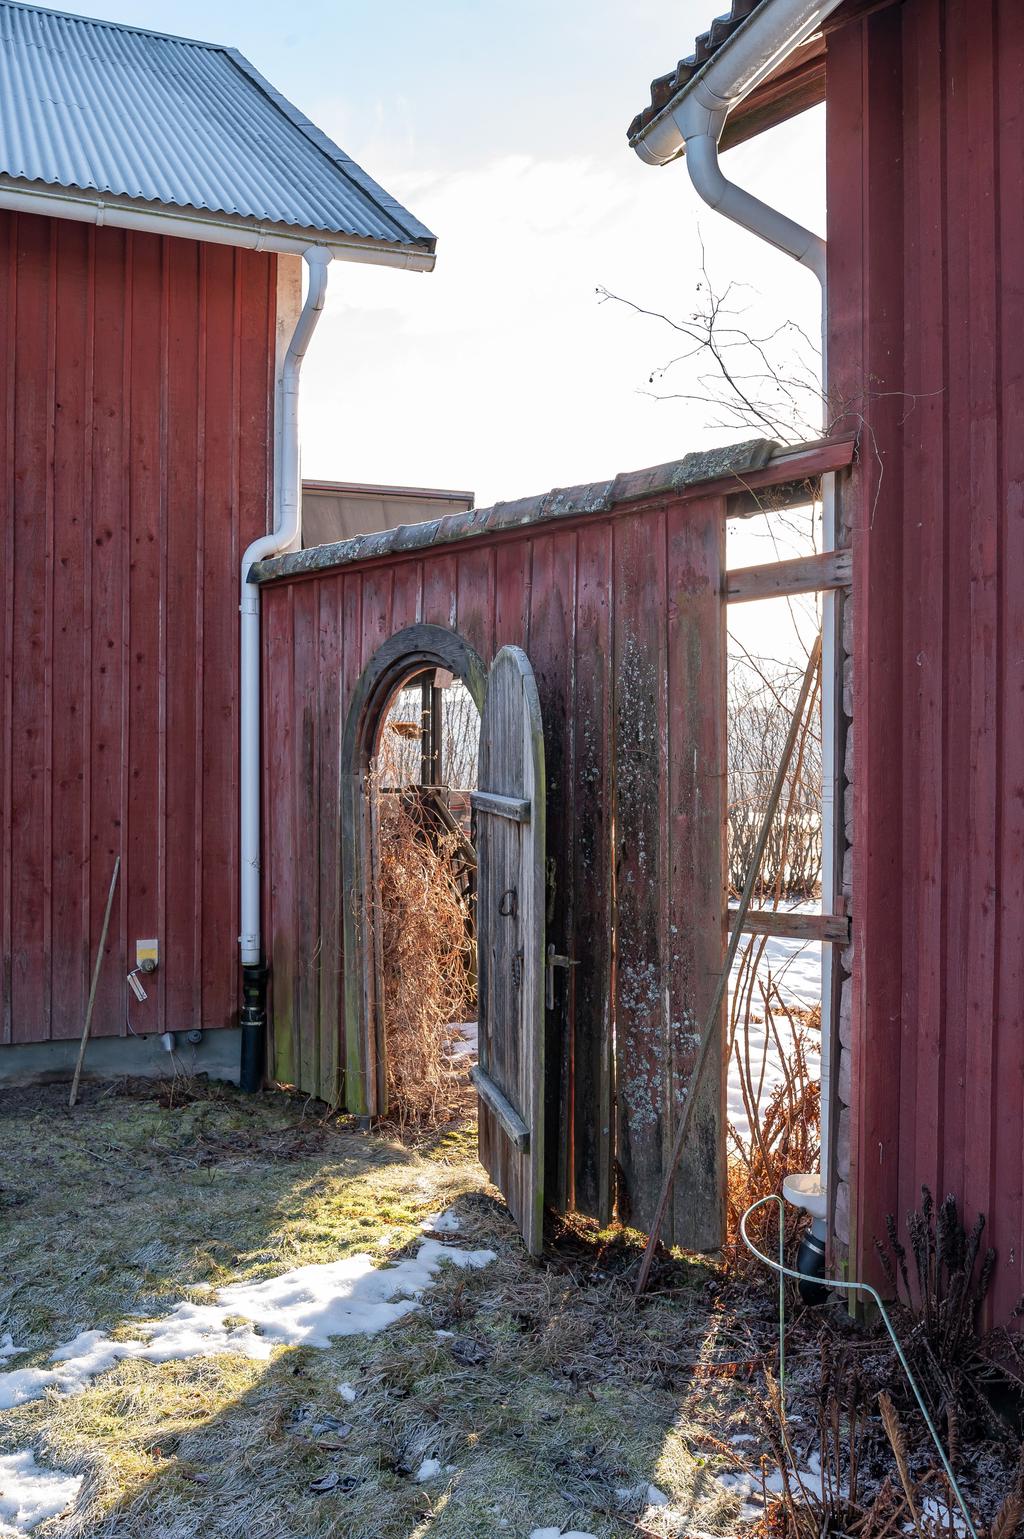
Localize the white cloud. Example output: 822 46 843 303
302 117 825 509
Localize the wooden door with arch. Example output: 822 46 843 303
470 645 546 1255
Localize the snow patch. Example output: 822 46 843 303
718 1452 842 1520
529 1531 598 1539
0 1451 82 1535
615 1482 669 1508
420 1209 462 1234
337 1382 357 1403
414 1458 441 1482
447 1021 478 1060
0 1241 496 1412
0 1336 21 1361
917 1496 968 1536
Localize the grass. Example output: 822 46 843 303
0 1078 763 1539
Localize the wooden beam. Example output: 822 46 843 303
471 791 530 823
730 904 851 945
727 548 852 603
470 1065 530 1150
725 435 858 519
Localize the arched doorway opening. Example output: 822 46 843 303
340 626 486 1119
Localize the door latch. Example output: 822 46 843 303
545 943 579 1009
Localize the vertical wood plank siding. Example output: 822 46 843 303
261 493 726 1242
828 0 1024 1320
0 210 275 1046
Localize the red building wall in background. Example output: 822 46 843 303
0 211 276 1047
827 0 1024 1320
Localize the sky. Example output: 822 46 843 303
58 0 826 518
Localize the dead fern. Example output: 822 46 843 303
875 1188 1018 1445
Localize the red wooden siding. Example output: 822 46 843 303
0 210 276 1046
261 490 726 1244
828 0 1024 1320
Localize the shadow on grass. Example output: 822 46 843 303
0 1080 753 1538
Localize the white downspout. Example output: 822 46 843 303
684 122 838 1217
681 126 826 286
240 246 332 976
633 8 842 1221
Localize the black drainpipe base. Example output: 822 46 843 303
240 960 269 1092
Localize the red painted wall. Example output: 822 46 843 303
0 211 276 1046
828 0 1024 1319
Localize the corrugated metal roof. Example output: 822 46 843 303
0 2 434 252
627 0 763 144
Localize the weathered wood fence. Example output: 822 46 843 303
254 436 851 1245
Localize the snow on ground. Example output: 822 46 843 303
0 1337 20 1361
919 1495 969 1536
614 1482 669 1507
728 901 823 1147
0 1450 82 1536
717 1450 840 1520
0 1240 495 1413
530 1531 598 1539
421 1208 462 1234
446 1020 478 1061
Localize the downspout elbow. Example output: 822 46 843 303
681 127 826 288
244 245 333 577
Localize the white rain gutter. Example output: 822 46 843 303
0 179 435 271
239 247 332 972
631 0 844 1224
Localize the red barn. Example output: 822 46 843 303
0 2 434 1082
629 0 1024 1319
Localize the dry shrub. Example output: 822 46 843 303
726 935 821 1265
374 785 475 1129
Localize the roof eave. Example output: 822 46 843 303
628 0 833 166
0 176 437 271
628 1 776 165
224 47 437 250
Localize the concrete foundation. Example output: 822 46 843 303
0 1029 242 1087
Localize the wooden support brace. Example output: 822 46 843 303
471 791 531 822
731 904 851 945
470 1065 530 1150
727 548 852 603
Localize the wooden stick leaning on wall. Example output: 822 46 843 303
68 855 121 1109
634 636 823 1298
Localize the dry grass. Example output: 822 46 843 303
373 787 476 1131
4 1080 1017 1538
0 1078 773 1539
